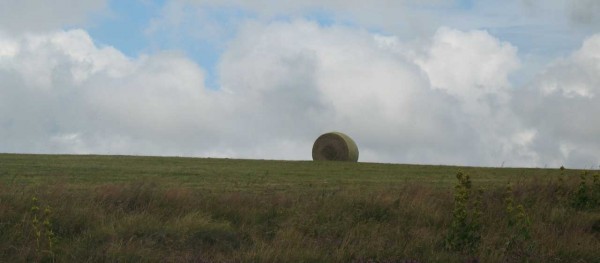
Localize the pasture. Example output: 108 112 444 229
0 154 598 262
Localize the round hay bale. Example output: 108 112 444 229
312 132 359 162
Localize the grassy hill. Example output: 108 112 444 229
1 154 599 262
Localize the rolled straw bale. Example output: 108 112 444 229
312 132 359 162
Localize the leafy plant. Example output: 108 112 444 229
571 171 600 210
502 184 534 260
593 172 600 208
29 196 56 262
446 171 482 254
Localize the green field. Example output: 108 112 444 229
1 154 599 262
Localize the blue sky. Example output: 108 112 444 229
88 0 221 88
87 0 162 57
84 0 597 89
0 0 599 167
87 0 334 88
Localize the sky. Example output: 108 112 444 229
0 0 599 168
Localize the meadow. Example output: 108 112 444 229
0 154 598 262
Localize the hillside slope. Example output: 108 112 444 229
0 154 598 262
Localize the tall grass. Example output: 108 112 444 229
0 173 598 262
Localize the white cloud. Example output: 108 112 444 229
567 0 600 26
1 21 546 166
0 29 218 155
411 27 532 166
0 0 107 34
3 9 600 167
514 34 600 167
415 27 520 108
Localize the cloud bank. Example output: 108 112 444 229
515 34 600 167
0 0 107 33
0 4 599 167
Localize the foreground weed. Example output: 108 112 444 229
502 184 534 261
593 172 600 208
572 172 589 209
446 171 482 254
571 171 600 210
554 166 570 204
29 196 56 262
